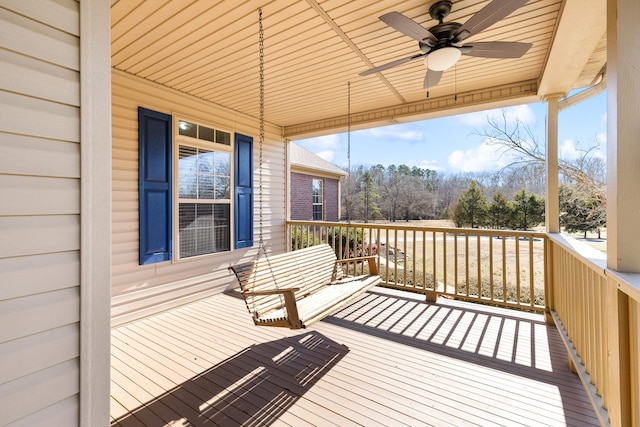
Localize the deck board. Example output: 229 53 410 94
111 287 600 426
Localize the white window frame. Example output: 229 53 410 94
173 116 234 260
312 178 323 221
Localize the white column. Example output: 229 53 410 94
607 0 640 273
606 1 639 426
80 0 112 425
544 94 562 233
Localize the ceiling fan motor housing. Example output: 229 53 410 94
429 1 453 21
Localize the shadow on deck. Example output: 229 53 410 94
112 332 347 426
111 287 598 426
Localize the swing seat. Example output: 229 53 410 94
229 244 382 329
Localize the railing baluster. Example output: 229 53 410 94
489 233 494 301
432 231 436 292
385 228 390 284
422 229 426 291
393 228 398 285
529 236 534 307
464 233 469 298
477 234 481 299
502 234 507 304
443 231 448 294
515 235 521 304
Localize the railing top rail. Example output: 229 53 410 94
607 270 640 303
287 220 547 239
547 233 607 276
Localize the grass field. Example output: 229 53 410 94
372 220 605 306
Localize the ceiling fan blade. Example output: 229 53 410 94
461 41 532 58
360 53 426 76
380 12 437 44
452 0 528 43
423 70 443 89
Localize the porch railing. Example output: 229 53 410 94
287 221 547 312
549 234 639 427
287 221 639 425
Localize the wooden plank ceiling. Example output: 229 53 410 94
111 0 606 139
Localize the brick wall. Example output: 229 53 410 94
290 172 340 221
324 178 339 221
290 172 312 220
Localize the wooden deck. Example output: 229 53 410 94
110 287 600 426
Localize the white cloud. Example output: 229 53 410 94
595 132 607 160
296 134 340 151
457 104 536 128
559 139 581 161
560 137 607 163
364 126 423 142
295 135 341 164
447 140 515 172
419 159 445 171
405 158 446 171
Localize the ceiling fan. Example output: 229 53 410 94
360 0 532 89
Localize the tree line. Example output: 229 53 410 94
340 111 606 236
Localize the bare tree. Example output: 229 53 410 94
479 110 605 197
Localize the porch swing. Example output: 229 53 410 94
228 10 382 330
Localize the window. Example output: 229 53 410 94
176 120 232 258
177 145 230 257
138 111 252 265
312 179 323 221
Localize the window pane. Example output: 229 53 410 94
197 149 215 199
197 149 214 173
313 204 323 221
199 174 215 199
195 204 213 254
178 146 198 198
214 177 230 199
216 130 231 145
213 204 230 251
312 179 323 204
199 126 214 142
179 202 230 258
178 120 197 138
214 152 231 176
179 203 196 257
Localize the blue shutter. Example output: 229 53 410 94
138 107 172 264
234 133 254 248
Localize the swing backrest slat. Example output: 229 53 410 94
230 244 344 316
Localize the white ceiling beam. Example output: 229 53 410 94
284 79 539 139
537 0 606 97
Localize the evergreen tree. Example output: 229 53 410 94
559 184 606 238
452 181 488 228
511 189 545 230
488 192 512 229
359 171 381 222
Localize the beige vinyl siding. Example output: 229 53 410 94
0 1 81 425
111 70 287 325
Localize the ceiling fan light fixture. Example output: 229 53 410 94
424 46 461 71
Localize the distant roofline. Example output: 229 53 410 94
290 142 348 177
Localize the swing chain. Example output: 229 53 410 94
258 8 265 250
347 81 351 223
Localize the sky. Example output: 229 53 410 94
294 91 607 175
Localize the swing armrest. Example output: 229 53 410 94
242 287 301 297
336 255 379 275
242 288 302 328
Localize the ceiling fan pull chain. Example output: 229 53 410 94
454 63 458 102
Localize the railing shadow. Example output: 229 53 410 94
321 289 599 425
112 331 348 426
